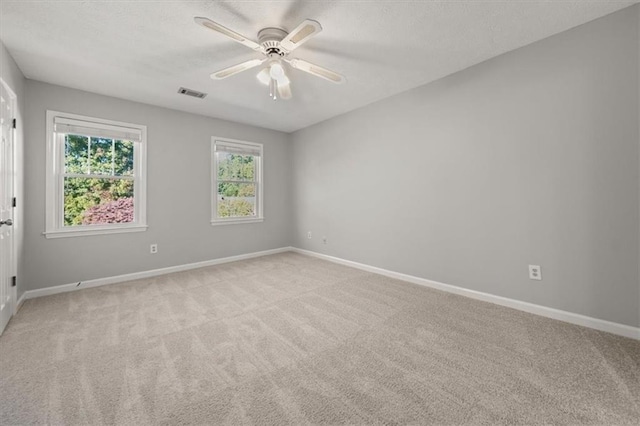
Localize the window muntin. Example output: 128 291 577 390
46 111 147 238
212 138 263 224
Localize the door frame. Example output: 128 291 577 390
0 77 18 319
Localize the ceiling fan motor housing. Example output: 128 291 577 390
258 27 289 56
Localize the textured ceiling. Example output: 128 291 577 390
1 0 637 132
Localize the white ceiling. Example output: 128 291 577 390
1 0 637 133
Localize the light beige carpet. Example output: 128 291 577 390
0 252 638 425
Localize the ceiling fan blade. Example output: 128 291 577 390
277 82 292 100
194 17 263 52
211 58 266 80
286 58 345 84
280 19 322 52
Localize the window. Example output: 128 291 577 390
45 111 147 238
211 137 263 225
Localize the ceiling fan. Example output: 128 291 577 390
194 16 346 100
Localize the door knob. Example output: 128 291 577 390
0 219 12 227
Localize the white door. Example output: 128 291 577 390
0 79 15 335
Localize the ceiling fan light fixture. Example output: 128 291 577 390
269 62 285 80
258 64 290 100
257 68 271 85
277 74 290 86
277 81 292 100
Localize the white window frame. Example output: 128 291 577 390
45 110 147 238
211 137 263 226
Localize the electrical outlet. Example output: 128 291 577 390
529 265 542 281
150 244 158 254
307 231 312 239
322 236 327 244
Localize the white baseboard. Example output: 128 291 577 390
22 247 292 300
18 245 639 340
291 247 640 341
15 292 26 313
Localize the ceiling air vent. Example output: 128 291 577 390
178 87 207 99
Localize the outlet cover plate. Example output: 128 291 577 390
529 265 542 280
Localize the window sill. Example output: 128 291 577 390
210 217 264 226
44 225 148 239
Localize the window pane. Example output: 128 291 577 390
64 177 134 226
89 137 114 175
217 182 256 217
217 153 255 181
65 134 88 174
114 140 135 176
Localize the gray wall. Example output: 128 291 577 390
24 81 292 291
0 42 25 300
291 7 640 327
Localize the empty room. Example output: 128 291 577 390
0 0 639 424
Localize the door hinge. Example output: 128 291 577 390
11 276 16 287
12 197 16 208
12 118 16 129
